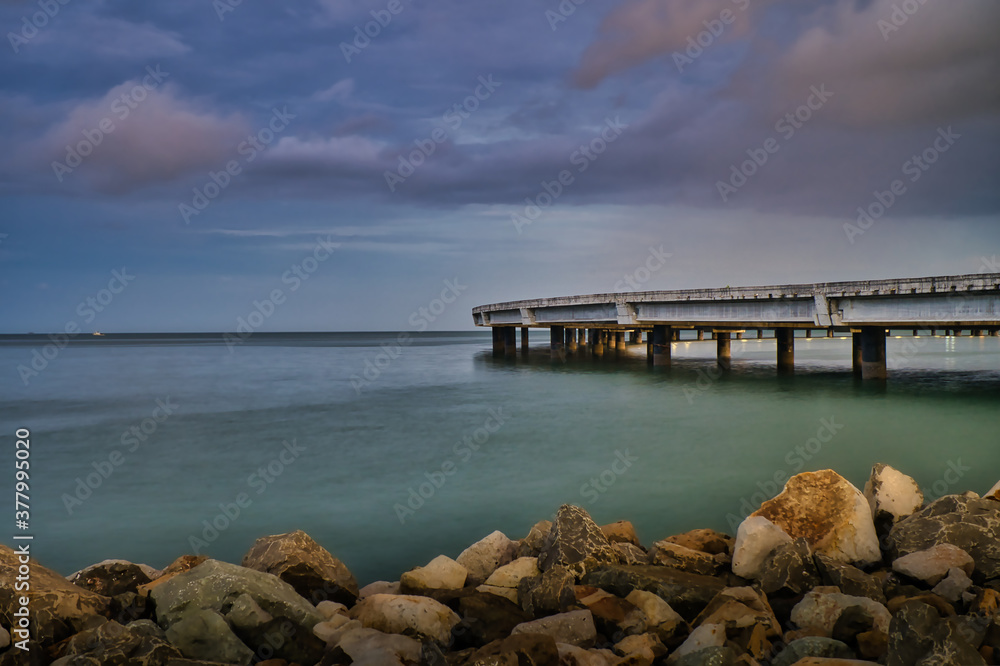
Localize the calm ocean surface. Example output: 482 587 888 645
1 331 998 583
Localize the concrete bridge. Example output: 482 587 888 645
472 273 1000 379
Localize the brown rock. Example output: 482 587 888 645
516 520 553 558
581 564 726 621
693 587 781 638
470 632 560 665
539 505 620 574
614 542 649 565
242 530 358 605
137 555 207 597
602 521 642 547
648 541 723 576
661 529 734 556
518 565 578 616
814 554 886 604
856 628 889 660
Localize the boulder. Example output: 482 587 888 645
771 637 855 666
758 538 821 596
751 470 880 566
613 542 649 565
137 555 207 598
614 632 667 660
484 557 539 590
559 642 618 665
601 521 642 547
399 555 468 594
582 564 726 621
348 593 461 644
790 587 892 636
891 543 976 585
517 565 577 616
335 626 422 665
539 505 620 573
456 530 516 584
60 619 182 666
0 545 111 647
626 589 686 636
814 554 886 604
931 567 974 603
358 580 399 599
511 609 597 647
649 541 723 576
457 591 532 647
672 646 739 666
224 593 272 632
575 587 644 637
863 464 923 534
163 609 254 664
693 587 781 638
661 529 734 556
887 493 1000 579
886 599 986 666
831 605 875 646
470 632 560 665
68 560 157 597
241 530 358 605
667 623 726 662
731 516 793 579
517 520 553 558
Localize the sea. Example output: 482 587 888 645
0 330 998 584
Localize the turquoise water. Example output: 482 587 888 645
1 331 998 583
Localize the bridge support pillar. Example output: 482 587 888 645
697 330 704 341
991 329 998 337
757 329 763 339
717 332 732 371
629 330 639 344
608 331 617 350
504 327 517 358
805 329 812 339
492 327 504 356
852 331 862 377
593 330 604 357
736 331 743 340
776 328 794 375
827 329 834 338
672 329 680 342
615 331 625 352
566 328 577 353
860 326 887 380
652 325 671 367
520 327 529 354
578 329 586 347
550 326 564 359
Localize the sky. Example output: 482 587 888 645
0 0 998 332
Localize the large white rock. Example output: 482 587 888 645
511 609 597 647
456 530 516 583
863 463 924 526
732 516 793 579
790 586 892 635
892 543 975 585
349 594 461 644
751 470 881 566
399 555 468 593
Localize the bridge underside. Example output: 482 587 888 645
474 273 1000 380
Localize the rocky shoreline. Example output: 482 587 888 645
1 465 999 666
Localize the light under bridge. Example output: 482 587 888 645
472 273 1000 380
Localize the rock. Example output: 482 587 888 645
517 520 553 558
484 556 540 589
831 606 875 646
887 599 986 666
399 555 468 594
758 538 821 595
164 609 255 664
313 615 358 646
856 628 889 661
0 545 111 647
986 479 1000 501
931 567 974 602
512 609 597 647
693 587 781 638
891 543 976 585
137 555 207 597
814 554 886 604
601 521 642 547
614 543 649 565
517 565 577 616
731 516 793 579
863 464 923 534
887 493 1000 579
615 632 667 660
68 560 157 597
668 623 726 662
0 627 8 649
359 580 400 599
649 541 723 576
241 530 358 606
672 646 739 666
558 642 616 665
61 619 183 665
457 591 532 647
791 587 892 635
582 564 726 621
662 529 734 556
456 530 516 584
576 587 643 637
349 593 461 644
771 637 855 666
225 593 273 631
539 505 620 573
476 584 518 604
316 599 348 620
751 470 881 566
336 626 422 665
471 632 560 665
626 589 686 635
786 659 880 665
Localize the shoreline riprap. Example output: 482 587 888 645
1 465 999 665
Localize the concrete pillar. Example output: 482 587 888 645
615 331 625 351
521 327 529 354
646 338 653 365
592 329 604 357
504 327 517 358
710 331 716 341
629 330 639 344
492 327 504 356
757 329 763 340
697 330 705 341
672 329 680 342
805 329 812 339
912 329 919 337
736 331 743 340
852 331 862 377
776 328 794 375
566 328 577 352
652 325 671 367
827 329 834 338
990 329 998 337
550 326 565 359
578 329 586 346
717 332 731 371
860 326 887 380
